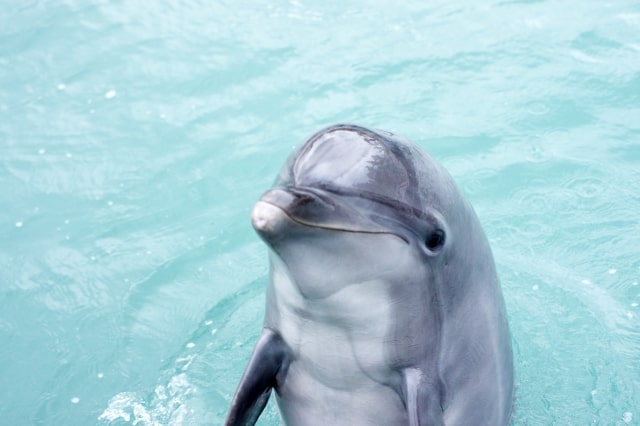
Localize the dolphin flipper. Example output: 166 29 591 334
225 328 291 426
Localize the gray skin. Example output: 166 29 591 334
225 124 514 426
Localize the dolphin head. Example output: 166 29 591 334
251 124 472 302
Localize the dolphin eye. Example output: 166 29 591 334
425 230 445 251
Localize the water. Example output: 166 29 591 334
1 0 639 424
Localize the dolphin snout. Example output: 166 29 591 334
251 201 290 236
257 187 336 223
252 187 407 243
250 188 332 242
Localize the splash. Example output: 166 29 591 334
99 373 194 426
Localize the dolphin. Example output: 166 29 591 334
225 124 514 426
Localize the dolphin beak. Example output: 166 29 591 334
251 200 291 236
251 187 407 243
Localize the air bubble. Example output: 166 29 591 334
105 90 116 99
15 221 23 228
70 397 80 404
608 269 617 274
532 285 539 291
186 342 195 349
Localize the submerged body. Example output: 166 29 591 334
226 124 514 425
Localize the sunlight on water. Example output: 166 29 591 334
0 1 639 425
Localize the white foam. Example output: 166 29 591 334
57 83 66 90
105 90 117 99
581 279 592 285
204 320 213 326
608 268 617 274
98 392 136 422
38 148 46 155
186 342 195 349
532 285 539 291
99 375 193 425
70 397 80 404
97 372 104 379
15 221 23 228
622 411 633 423
632 303 638 308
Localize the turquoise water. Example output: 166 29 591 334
1 0 639 424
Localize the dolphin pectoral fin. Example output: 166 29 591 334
402 368 444 426
225 328 291 426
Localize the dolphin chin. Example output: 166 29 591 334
226 124 514 426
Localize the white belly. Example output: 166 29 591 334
276 365 407 426
270 268 407 425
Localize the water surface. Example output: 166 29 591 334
1 1 639 424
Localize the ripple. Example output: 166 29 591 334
563 176 606 200
515 190 550 213
526 101 550 116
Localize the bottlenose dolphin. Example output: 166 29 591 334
225 124 514 426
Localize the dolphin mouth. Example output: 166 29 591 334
252 187 408 243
